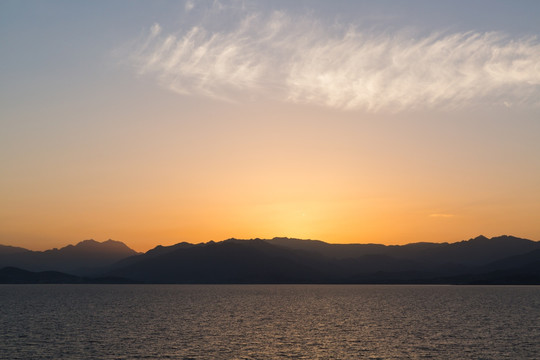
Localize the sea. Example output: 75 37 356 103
1 285 539 359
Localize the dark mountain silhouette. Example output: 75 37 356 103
110 242 196 270
0 267 82 283
434 253 540 285
2 235 539 284
485 249 540 270
267 235 540 266
0 239 139 275
0 244 30 255
0 267 138 284
103 235 540 284
409 235 540 265
107 239 334 283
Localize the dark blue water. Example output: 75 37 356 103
1 285 539 359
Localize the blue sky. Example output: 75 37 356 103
2 1 540 112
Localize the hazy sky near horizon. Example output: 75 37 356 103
1 0 540 251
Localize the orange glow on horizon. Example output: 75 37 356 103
1 77 539 253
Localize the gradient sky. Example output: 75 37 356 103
1 0 540 252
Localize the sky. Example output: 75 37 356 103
1 0 540 252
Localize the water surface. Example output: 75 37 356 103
1 285 539 359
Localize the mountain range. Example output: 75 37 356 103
1 235 540 284
0 239 139 275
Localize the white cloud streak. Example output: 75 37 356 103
129 9 540 111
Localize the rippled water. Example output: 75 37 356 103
1 285 539 359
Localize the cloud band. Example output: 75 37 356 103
129 10 540 112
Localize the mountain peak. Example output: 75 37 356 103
0 239 139 275
103 239 121 244
467 235 532 244
75 239 99 246
72 239 136 251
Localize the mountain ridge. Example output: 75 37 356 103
103 235 540 284
2 235 540 284
0 266 138 284
0 239 140 275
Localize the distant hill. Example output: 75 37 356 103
0 239 139 275
266 235 540 265
0 267 82 283
0 267 138 284
104 235 540 284
0 244 30 255
110 242 197 270
107 239 333 283
409 235 540 265
2 235 540 284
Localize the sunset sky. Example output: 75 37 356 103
1 0 540 252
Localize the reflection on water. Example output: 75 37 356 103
1 285 539 359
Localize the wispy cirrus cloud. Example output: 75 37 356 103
128 7 540 112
